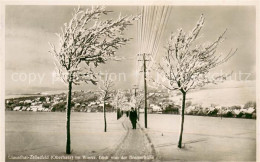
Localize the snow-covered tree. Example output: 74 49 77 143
99 78 114 132
131 90 155 120
154 15 236 148
112 90 128 119
49 6 137 154
132 92 143 120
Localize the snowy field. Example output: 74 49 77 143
171 86 256 107
139 114 256 161
5 112 126 161
169 80 256 107
6 112 256 161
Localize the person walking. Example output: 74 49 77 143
129 107 137 129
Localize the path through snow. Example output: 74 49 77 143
110 116 157 161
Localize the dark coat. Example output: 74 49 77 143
129 110 137 122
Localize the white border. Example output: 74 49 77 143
0 2 5 162
256 0 259 161
0 0 258 6
0 1 259 162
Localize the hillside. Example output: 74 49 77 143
170 80 256 107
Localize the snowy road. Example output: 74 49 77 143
110 116 157 161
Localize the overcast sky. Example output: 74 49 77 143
5 5 255 94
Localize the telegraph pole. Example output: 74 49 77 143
143 54 148 128
138 53 150 128
133 85 139 120
133 85 138 97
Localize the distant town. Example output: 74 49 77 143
5 89 256 119
5 89 169 113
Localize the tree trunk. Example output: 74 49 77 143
117 108 119 120
138 106 140 121
178 91 186 148
104 101 107 132
116 104 119 120
66 81 72 154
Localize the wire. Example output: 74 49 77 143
136 6 172 89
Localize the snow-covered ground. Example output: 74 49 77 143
5 112 256 161
171 86 255 107
138 114 256 161
5 112 127 161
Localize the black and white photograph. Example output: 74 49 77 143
0 1 259 161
